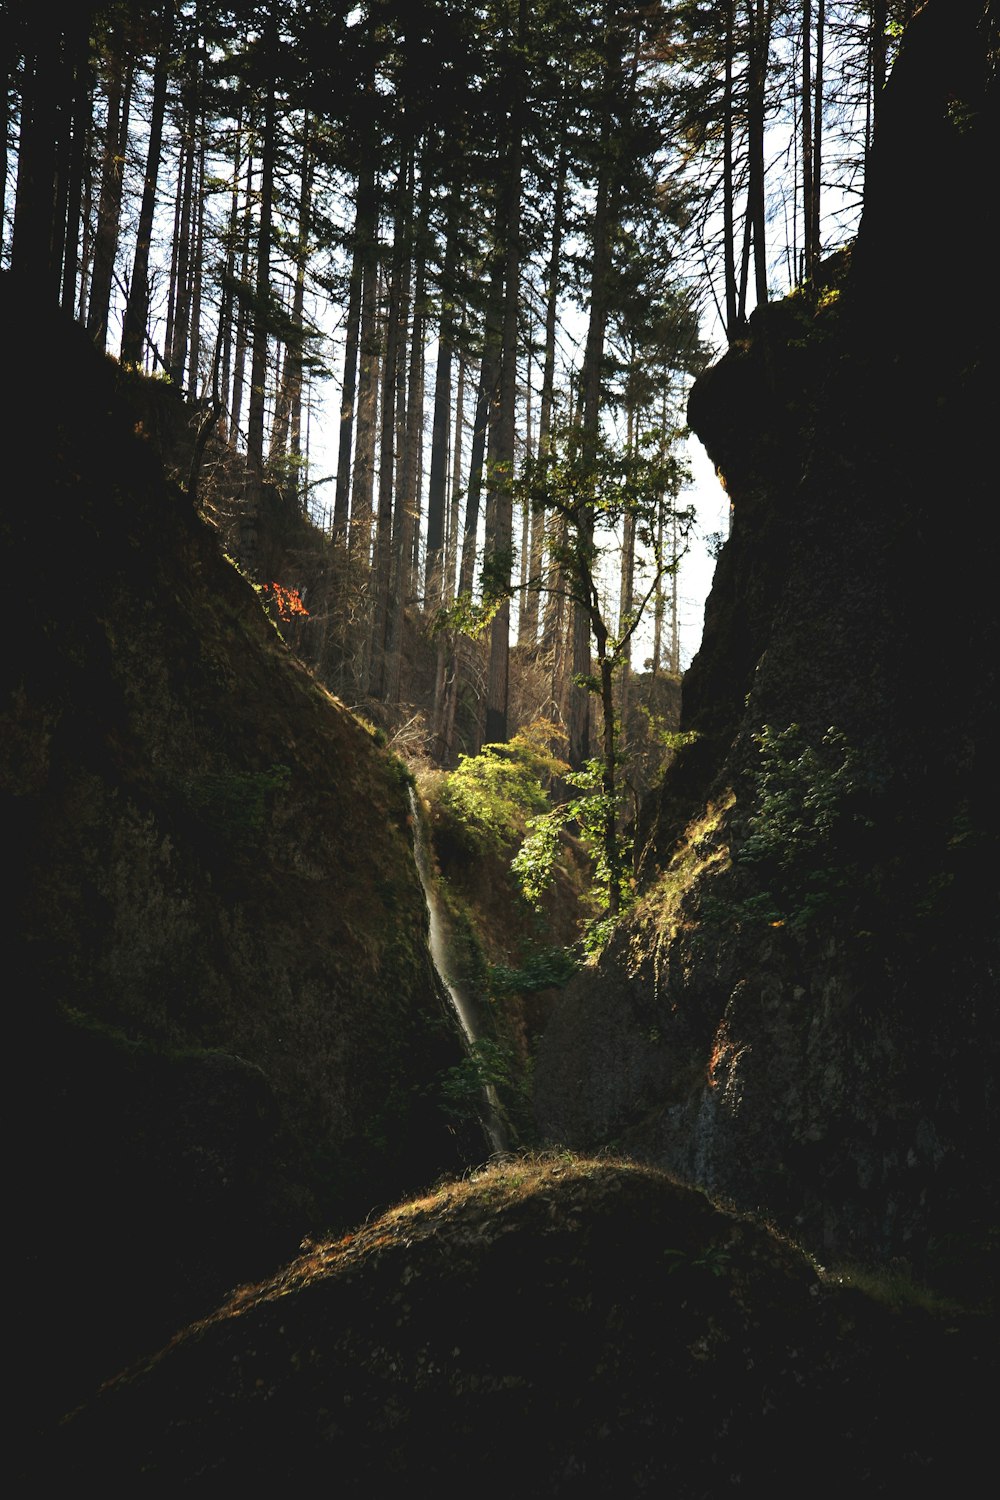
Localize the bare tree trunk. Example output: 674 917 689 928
802 0 814 278
569 150 614 769
369 144 412 699
10 20 62 297
87 26 131 350
433 341 467 763
459 281 502 599
424 191 459 610
187 116 206 394
483 0 526 746
349 156 380 570
810 0 825 262
271 118 313 486
534 138 567 658
241 10 277 578
229 132 254 442
122 2 174 366
168 89 195 383
445 344 466 604
60 16 93 316
386 163 429 707
723 0 740 333
334 160 370 542
746 0 771 317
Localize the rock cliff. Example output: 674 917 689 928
534 0 999 1294
2 277 471 1430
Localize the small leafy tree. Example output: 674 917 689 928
434 723 569 857
516 424 694 917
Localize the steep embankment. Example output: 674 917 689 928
2 277 471 1428
534 0 999 1294
46 1156 995 1492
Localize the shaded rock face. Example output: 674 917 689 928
535 0 999 1293
2 278 472 1426
44 1161 996 1493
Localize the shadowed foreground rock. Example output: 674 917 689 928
50 1160 994 1493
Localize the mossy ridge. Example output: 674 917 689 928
52 1155 995 1492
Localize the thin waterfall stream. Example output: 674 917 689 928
408 787 509 1156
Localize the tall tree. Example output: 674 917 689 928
122 2 175 367
240 5 279 577
482 0 527 747
87 18 133 350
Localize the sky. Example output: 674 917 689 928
677 434 728 669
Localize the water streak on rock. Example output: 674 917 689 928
408 787 508 1155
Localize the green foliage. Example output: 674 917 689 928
579 911 620 957
488 946 580 996
511 807 567 907
432 588 505 640
437 728 569 856
720 723 875 931
438 1038 516 1123
740 724 862 869
512 759 633 921
635 708 698 757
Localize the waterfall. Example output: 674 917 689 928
407 786 508 1156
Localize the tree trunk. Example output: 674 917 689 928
11 22 62 296
87 27 131 350
445 343 466 604
349 156 381 570
723 0 740 333
60 15 93 316
333 163 369 542
369 143 412 698
229 133 254 442
810 0 825 262
270 118 313 488
458 278 502 599
802 0 814 279
121 2 173 367
187 116 206 393
483 0 527 747
386 162 430 707
569 149 614 770
534 138 568 657
746 0 770 317
241 11 277 579
168 87 195 384
424 191 459 609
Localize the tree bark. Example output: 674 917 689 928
369 143 412 698
87 25 132 350
810 0 825 262
121 2 174 367
333 164 369 542
424 191 459 609
483 0 526 746
271 118 313 487
241 10 278 578
802 0 814 278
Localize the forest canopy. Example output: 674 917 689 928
2 0 910 762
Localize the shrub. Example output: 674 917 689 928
436 726 568 856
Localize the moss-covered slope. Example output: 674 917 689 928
2 275 471 1426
